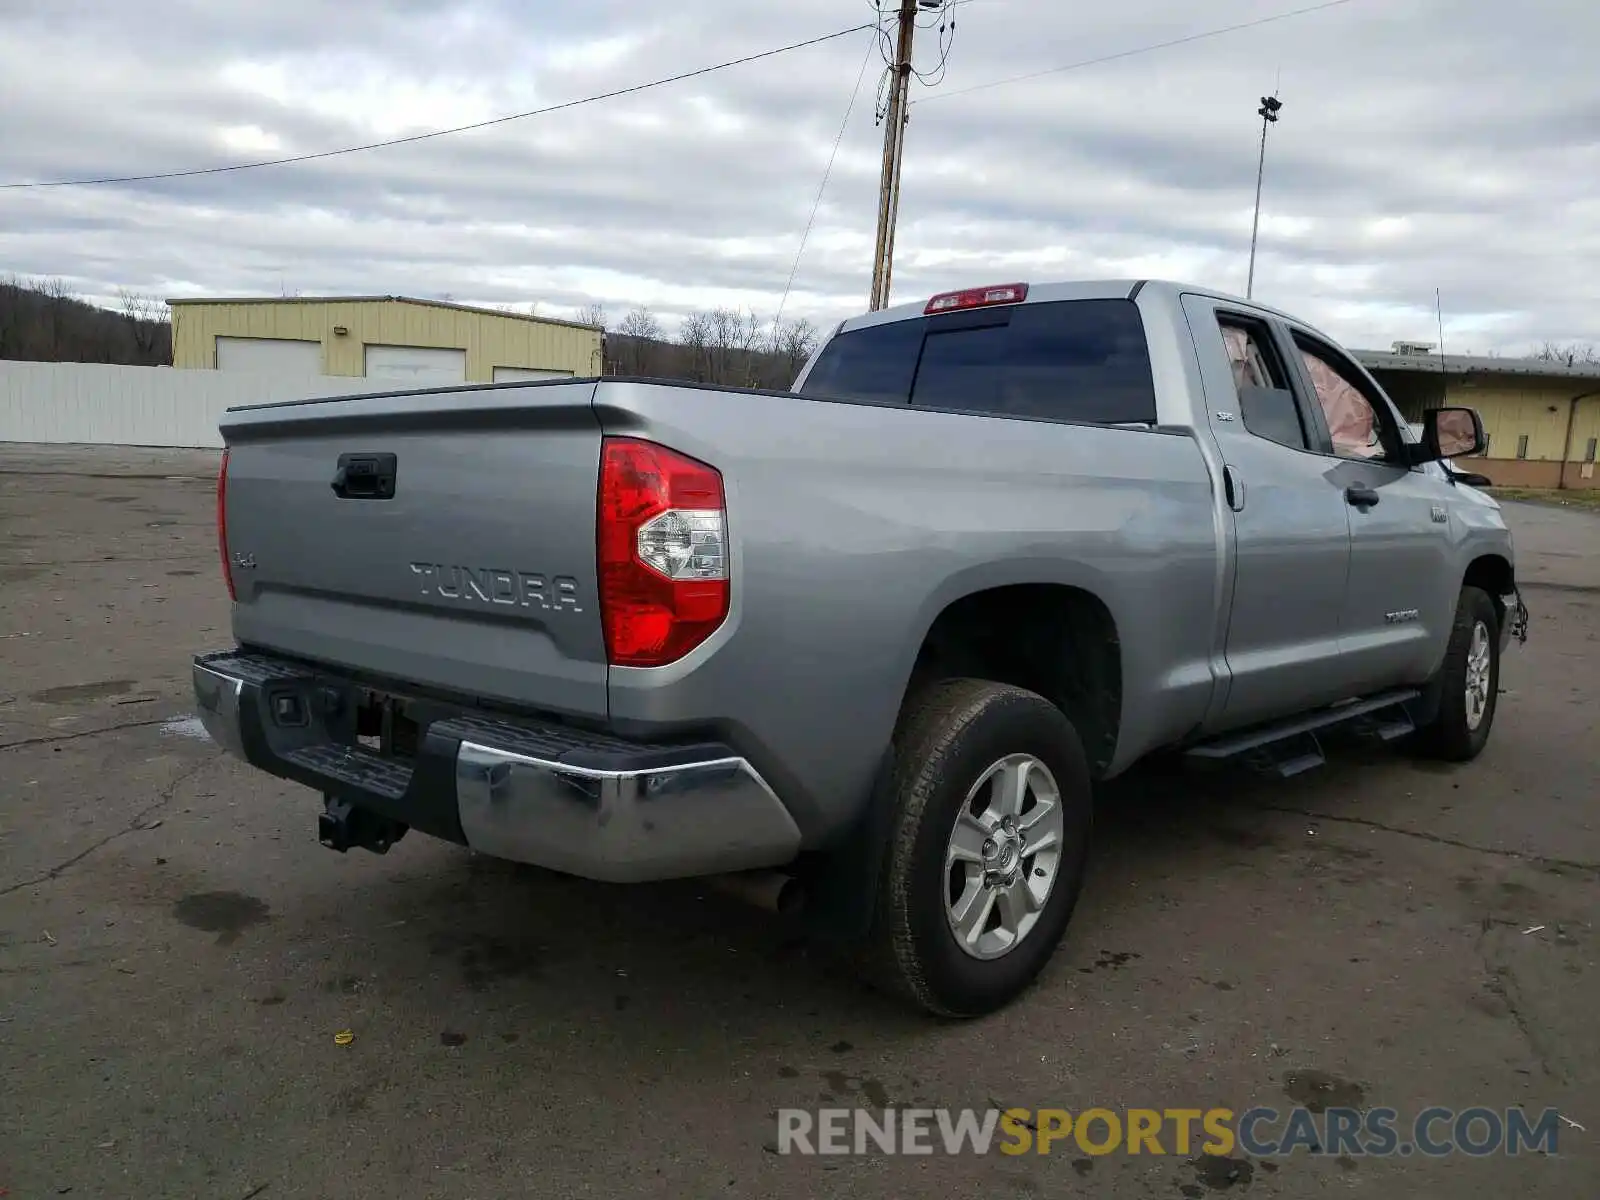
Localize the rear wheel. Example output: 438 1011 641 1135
862 679 1093 1017
1412 585 1500 762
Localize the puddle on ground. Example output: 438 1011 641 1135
1283 1069 1366 1113
172 891 270 945
1188 1155 1256 1191
31 679 134 704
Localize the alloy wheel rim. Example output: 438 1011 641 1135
1464 620 1492 731
943 753 1066 961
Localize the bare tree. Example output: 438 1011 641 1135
612 307 662 376
575 302 607 330
117 288 167 362
0 272 22 358
1533 341 1599 367
731 308 764 385
36 277 78 359
618 306 660 342
769 317 818 387
679 311 714 382
598 305 818 388
705 308 735 384
701 307 765 385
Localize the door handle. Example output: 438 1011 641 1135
331 452 398 500
1345 484 1380 509
1223 464 1246 512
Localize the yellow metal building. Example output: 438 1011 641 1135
1359 348 1600 489
168 295 602 386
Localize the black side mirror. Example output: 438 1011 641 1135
1411 406 1487 464
1451 470 1493 487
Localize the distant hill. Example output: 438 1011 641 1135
0 277 171 366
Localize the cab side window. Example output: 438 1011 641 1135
1218 316 1308 451
1295 339 1391 461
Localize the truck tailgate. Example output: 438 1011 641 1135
218 382 608 719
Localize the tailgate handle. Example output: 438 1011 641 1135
331 453 397 500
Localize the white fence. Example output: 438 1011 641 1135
0 361 377 449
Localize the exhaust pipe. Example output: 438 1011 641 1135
705 869 804 916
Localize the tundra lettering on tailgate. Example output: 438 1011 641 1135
409 563 583 612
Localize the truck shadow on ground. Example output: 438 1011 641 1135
246 730 1454 1044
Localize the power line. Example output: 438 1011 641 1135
913 0 958 87
912 0 1359 105
0 22 877 190
774 25 882 330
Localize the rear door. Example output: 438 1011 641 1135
1285 330 1458 692
220 381 610 719
1180 293 1355 729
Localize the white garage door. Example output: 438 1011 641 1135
364 344 467 385
216 337 323 375
492 366 574 383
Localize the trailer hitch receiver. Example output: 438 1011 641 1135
319 795 408 855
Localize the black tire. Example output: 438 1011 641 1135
861 678 1094 1017
1412 585 1500 762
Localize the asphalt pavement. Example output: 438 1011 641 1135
1 444 1596 1198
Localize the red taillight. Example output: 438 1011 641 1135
925 282 1029 315
217 447 236 601
598 437 729 667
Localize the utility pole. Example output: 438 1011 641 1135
1246 93 1282 300
868 0 922 312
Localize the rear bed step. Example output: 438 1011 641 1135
282 743 413 801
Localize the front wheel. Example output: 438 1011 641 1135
862 679 1094 1017
1411 585 1501 762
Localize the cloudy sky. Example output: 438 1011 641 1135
2 0 1595 353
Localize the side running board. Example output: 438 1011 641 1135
1184 689 1421 778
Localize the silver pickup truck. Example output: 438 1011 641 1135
194 279 1529 1016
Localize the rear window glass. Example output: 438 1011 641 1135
798 298 1157 424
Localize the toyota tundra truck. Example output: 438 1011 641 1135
193 279 1529 1016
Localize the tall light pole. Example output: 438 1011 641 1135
1246 93 1282 300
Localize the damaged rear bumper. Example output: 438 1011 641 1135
192 649 801 883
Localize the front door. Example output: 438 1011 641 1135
1286 331 1458 692
1180 294 1356 731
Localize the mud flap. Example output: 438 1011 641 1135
796 747 899 945
1402 671 1445 731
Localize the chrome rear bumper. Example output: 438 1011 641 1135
193 650 801 883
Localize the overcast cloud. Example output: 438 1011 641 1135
1 0 1596 353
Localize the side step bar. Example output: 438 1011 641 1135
1184 688 1420 778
